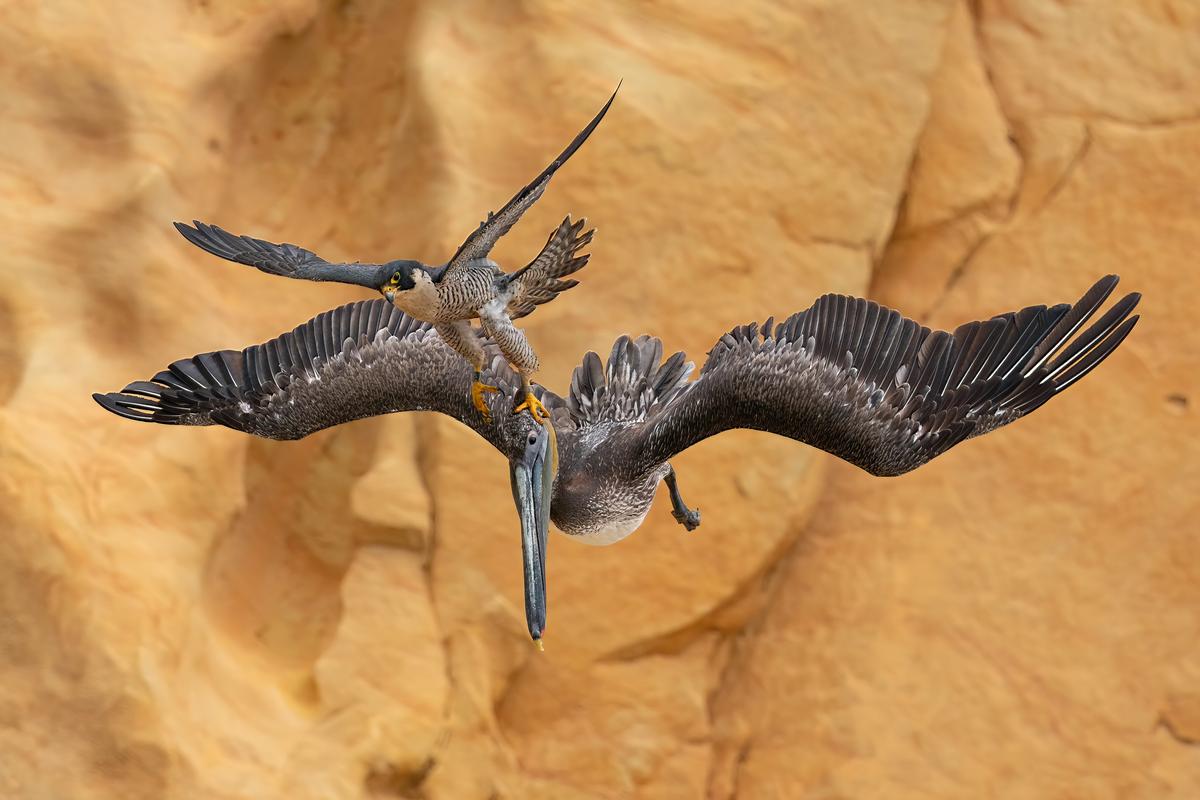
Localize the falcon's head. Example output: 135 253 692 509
380 260 430 303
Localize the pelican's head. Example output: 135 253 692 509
505 412 559 647
379 260 428 303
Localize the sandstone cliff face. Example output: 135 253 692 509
1 1 1197 798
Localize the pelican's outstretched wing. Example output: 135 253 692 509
174 221 388 290
92 300 518 450
630 276 1140 477
439 86 617 280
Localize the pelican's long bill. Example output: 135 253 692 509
509 421 557 645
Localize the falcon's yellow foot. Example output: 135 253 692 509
471 375 500 423
514 391 551 422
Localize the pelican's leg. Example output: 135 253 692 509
479 304 548 422
436 321 498 422
664 465 701 532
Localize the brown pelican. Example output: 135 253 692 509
173 86 618 424
93 275 1140 645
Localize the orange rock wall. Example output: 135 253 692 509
1 1 1197 798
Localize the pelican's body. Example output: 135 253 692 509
94 276 1141 643
172 88 618 420
552 430 667 544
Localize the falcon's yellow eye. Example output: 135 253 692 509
390 271 401 285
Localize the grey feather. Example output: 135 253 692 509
92 300 523 451
565 335 693 425
634 276 1140 477
174 221 388 289
442 86 617 278
94 276 1140 546
507 216 593 319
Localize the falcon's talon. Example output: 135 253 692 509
472 378 500 422
514 392 551 422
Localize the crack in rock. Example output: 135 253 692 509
1157 713 1200 748
701 509 835 798
596 553 779 663
876 0 1028 318
1033 125 1092 216
923 228 992 319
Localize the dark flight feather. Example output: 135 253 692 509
634 276 1140 477
95 277 1140 487
507 216 594 319
442 86 618 278
93 300 519 450
174 221 387 289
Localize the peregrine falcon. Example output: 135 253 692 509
173 86 618 423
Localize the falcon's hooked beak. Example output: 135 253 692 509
380 266 406 303
509 420 558 648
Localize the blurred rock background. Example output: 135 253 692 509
1 1 1197 797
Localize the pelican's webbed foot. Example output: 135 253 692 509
472 372 500 423
664 465 701 532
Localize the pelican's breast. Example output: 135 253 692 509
550 463 660 546
559 508 651 546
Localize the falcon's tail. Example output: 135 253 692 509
506 216 593 320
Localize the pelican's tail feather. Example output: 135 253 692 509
565 335 694 425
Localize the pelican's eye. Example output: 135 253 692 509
527 432 539 446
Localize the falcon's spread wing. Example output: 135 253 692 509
507 216 594 319
628 276 1140 477
440 86 616 279
93 300 524 450
174 221 387 289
